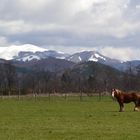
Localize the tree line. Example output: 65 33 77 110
0 61 140 96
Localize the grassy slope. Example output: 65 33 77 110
0 96 139 140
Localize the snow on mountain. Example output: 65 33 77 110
78 56 82 61
0 44 69 61
0 44 47 60
88 55 98 62
0 44 116 64
14 50 69 62
65 51 128 71
66 51 107 63
94 53 106 61
16 55 41 61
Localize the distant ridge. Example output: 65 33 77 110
0 44 140 73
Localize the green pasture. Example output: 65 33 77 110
0 96 139 140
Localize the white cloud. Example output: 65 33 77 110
0 44 47 60
0 0 139 59
100 46 140 61
45 45 97 54
0 36 9 46
0 20 32 35
136 5 140 9
0 0 139 37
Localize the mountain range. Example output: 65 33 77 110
0 44 140 73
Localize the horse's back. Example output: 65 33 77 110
123 92 138 103
131 92 140 98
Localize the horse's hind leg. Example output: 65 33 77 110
134 101 140 111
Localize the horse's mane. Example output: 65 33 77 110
115 89 134 95
115 89 122 94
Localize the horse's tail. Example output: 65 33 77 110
135 93 140 106
137 93 140 98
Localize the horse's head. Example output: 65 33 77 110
111 89 121 98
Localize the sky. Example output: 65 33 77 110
0 0 140 60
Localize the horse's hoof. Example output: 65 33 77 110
134 107 139 111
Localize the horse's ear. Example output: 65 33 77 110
111 89 114 92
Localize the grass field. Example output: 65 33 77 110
0 96 140 140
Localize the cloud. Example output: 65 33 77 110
100 46 140 61
0 44 47 60
0 36 9 46
0 0 139 60
45 45 97 54
0 0 139 36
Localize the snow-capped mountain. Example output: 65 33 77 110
13 49 121 67
0 44 47 60
0 44 69 61
66 51 125 70
0 45 123 65
66 51 121 65
66 51 107 63
14 50 69 61
1 44 140 73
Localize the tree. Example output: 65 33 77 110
88 75 98 93
61 71 71 99
2 62 17 96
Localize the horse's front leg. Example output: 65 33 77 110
119 102 124 112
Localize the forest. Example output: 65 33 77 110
0 60 140 96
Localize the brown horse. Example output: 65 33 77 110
111 89 140 112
